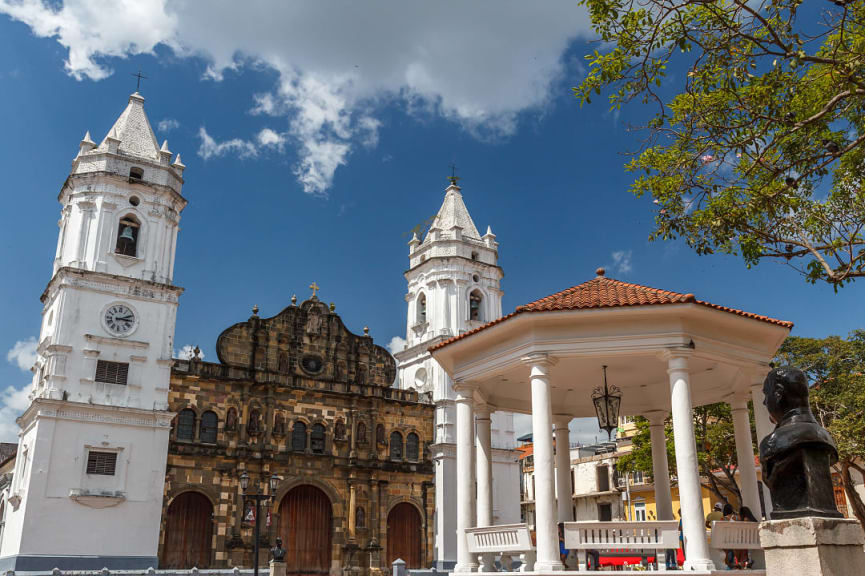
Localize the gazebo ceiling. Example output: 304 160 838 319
430 271 792 418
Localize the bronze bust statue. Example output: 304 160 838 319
270 537 286 562
759 367 842 519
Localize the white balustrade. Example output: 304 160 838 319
709 521 762 550
465 523 536 572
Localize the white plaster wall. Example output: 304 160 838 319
1 407 170 558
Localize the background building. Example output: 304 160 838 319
162 295 435 574
394 180 519 569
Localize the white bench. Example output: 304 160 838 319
465 523 535 572
563 521 679 570
709 520 761 550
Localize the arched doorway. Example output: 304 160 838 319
162 491 213 568
278 485 333 575
387 502 422 568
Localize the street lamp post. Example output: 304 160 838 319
240 472 281 576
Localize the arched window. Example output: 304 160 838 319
199 411 218 444
115 214 140 257
356 506 366 529
129 167 144 180
292 421 307 452
471 251 479 261
334 419 346 440
311 423 326 454
406 432 420 462
177 409 195 441
416 293 427 324
356 422 368 445
469 290 483 321
390 431 404 460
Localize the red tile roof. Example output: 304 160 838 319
430 271 792 352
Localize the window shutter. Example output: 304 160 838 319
86 451 118 475
95 361 129 385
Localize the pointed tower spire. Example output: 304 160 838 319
172 153 186 175
97 92 160 160
425 181 481 243
77 131 96 156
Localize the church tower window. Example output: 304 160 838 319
390 431 404 460
469 290 484 322
356 421 368 445
311 423 326 454
86 451 118 476
177 409 196 442
115 215 140 257
417 293 427 324
199 411 218 444
129 167 144 180
95 360 129 385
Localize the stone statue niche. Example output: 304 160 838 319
758 366 843 519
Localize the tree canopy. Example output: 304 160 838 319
616 403 753 507
576 0 865 286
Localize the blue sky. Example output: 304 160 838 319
0 2 861 443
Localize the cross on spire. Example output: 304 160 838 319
132 69 148 92
448 163 461 186
309 281 320 300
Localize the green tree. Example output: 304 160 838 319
575 0 865 286
775 331 865 528
617 403 754 507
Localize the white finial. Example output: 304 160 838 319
82 131 94 145
172 153 186 170
160 140 170 153
485 225 494 236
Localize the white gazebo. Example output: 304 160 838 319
429 269 792 573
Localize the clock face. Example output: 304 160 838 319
104 304 137 336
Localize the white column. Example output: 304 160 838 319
553 415 574 522
524 354 564 571
751 379 774 518
475 404 495 572
666 353 714 571
454 383 478 573
644 410 674 521
730 392 761 518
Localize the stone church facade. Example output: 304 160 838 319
159 296 435 574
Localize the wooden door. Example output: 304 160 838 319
278 485 333 575
387 503 422 568
162 491 213 568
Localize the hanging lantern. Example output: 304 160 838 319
592 365 622 440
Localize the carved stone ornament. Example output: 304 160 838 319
758 366 843 519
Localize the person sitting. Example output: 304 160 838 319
721 503 738 569
705 502 724 527
735 507 758 569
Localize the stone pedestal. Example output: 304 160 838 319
759 517 865 576
269 560 286 576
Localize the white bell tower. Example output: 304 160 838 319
0 92 186 571
395 178 520 569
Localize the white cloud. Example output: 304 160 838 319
256 127 286 151
158 117 180 132
0 384 30 442
6 338 37 372
198 126 257 160
387 336 407 355
176 344 204 360
610 250 633 275
0 1 592 196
